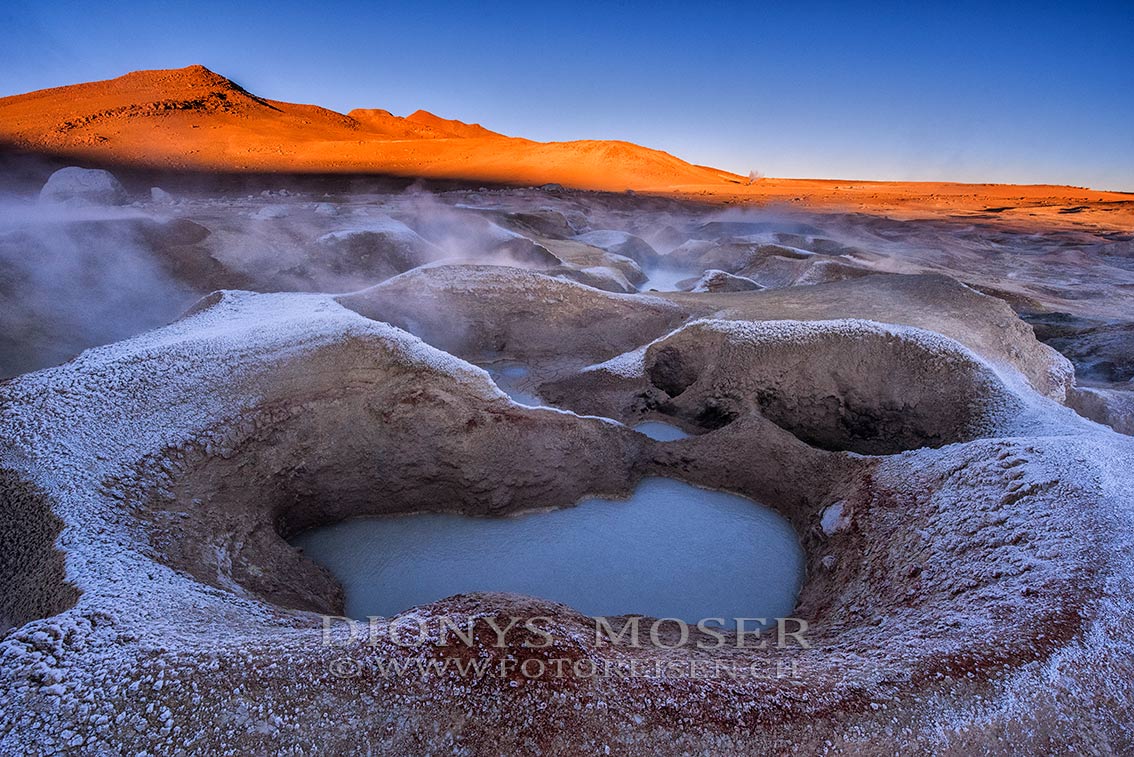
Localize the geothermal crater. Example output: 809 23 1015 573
291 477 805 624
1 166 1133 754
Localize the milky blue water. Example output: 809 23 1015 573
640 267 692 292
633 421 691 441
484 362 544 406
292 477 805 624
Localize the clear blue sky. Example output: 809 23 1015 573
2 1 1132 190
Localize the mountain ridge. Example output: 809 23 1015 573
0 65 742 190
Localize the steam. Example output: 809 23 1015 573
0 160 876 382
0 166 588 380
0 197 195 379
196 186 570 298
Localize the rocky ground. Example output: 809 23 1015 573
1 164 1133 754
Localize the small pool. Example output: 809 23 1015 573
292 477 804 625
640 267 693 292
632 421 691 441
482 362 545 406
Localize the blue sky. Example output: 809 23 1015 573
2 1 1132 189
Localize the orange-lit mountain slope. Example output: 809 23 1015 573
1 64 1130 227
0 65 742 191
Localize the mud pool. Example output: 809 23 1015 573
641 267 692 292
632 421 691 441
483 362 545 406
291 477 805 624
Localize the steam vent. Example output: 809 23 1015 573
1 38 1134 754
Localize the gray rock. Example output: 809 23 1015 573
150 187 175 205
253 205 289 220
684 269 763 293
39 167 128 206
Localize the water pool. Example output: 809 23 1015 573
482 362 545 406
632 421 691 441
292 477 805 625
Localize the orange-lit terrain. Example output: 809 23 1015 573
1 65 1130 228
0 65 738 191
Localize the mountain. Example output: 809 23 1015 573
341 108 502 140
0 65 743 190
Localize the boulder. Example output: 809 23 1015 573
680 269 763 293
39 166 128 206
150 186 175 204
